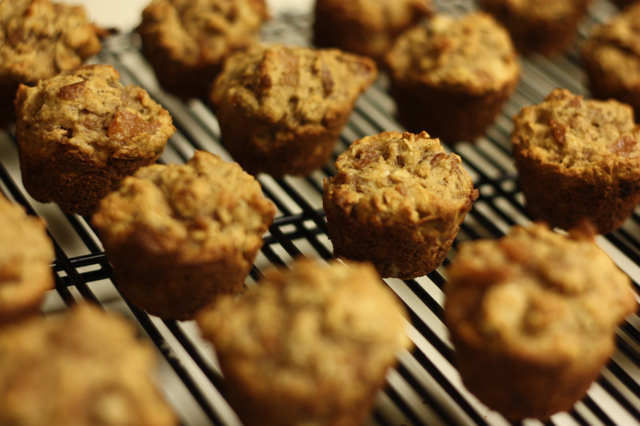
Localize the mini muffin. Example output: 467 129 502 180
480 0 591 56
385 13 520 142
197 259 411 426
211 45 377 177
313 0 432 65
511 88 640 234
92 151 276 321
137 0 269 100
0 195 54 326
323 131 478 279
0 303 178 426
15 64 175 216
445 222 637 420
582 2 640 117
0 0 103 127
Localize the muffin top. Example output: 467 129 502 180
0 195 54 323
317 0 431 31
15 65 175 166
445 222 637 363
0 304 177 426
92 150 276 262
326 131 478 227
211 45 377 128
137 0 268 66
0 0 102 84
582 3 640 89
385 13 519 93
481 0 589 19
197 259 411 409
511 89 640 175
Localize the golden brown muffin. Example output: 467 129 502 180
313 0 432 65
92 151 276 321
445 222 637 420
582 3 640 118
324 131 478 279
137 0 269 100
385 13 520 142
15 64 175 216
480 0 591 56
0 303 178 426
511 88 640 234
197 259 411 426
0 0 103 127
0 195 54 326
211 45 377 177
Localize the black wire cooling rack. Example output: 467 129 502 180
2 0 640 425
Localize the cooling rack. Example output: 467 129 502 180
1 0 640 425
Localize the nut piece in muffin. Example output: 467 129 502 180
511 88 640 234
0 303 178 426
0 0 103 127
137 0 269 100
323 131 478 279
313 0 432 65
197 259 411 426
445 222 637 420
0 195 54 326
480 0 591 56
385 12 520 142
211 44 377 177
92 150 276 321
582 3 640 118
15 64 175 216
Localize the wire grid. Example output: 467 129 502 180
1 0 640 425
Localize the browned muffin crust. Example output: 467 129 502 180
480 0 591 56
0 304 178 426
197 259 411 426
0 195 54 326
445 223 637 420
313 0 432 65
582 3 640 117
15 64 175 216
92 150 276 320
137 0 269 100
385 13 520 142
0 0 103 127
211 45 377 177
511 88 640 234
323 131 478 279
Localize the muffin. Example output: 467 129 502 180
582 2 640 118
480 0 591 56
0 194 54 326
137 0 269 101
197 259 411 426
92 150 276 321
15 64 175 216
0 303 178 426
385 13 520 142
211 44 377 177
0 0 103 127
511 88 640 234
323 131 478 279
445 222 637 420
313 0 432 65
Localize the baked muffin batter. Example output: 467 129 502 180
445 222 637 419
93 150 276 320
324 131 478 279
198 259 411 426
211 44 377 177
511 88 640 233
15 64 175 216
